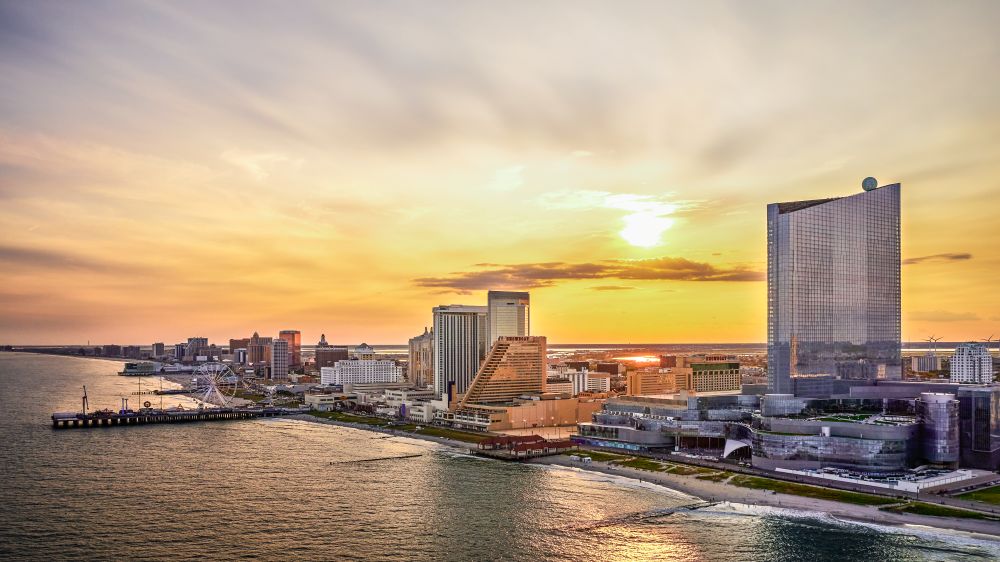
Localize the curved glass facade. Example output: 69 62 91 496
916 393 960 465
752 431 913 472
767 184 901 394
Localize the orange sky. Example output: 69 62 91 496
1 1 998 345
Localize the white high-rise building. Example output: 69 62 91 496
270 338 289 380
433 304 488 399
320 360 402 386
487 291 529 346
951 343 994 384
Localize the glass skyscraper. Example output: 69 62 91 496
767 183 901 394
487 290 530 346
433 305 488 399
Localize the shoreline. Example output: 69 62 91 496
292 412 1000 541
290 413 480 450
528 455 1000 540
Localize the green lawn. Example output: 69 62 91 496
956 485 1000 505
309 410 391 427
663 464 713 476
234 389 266 401
882 502 1000 521
729 475 897 506
569 451 628 462
603 457 715 476
696 471 733 482
308 411 489 443
413 426 489 443
614 457 667 471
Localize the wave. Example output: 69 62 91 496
690 501 1000 556
535 463 698 501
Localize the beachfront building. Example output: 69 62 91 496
459 336 547 407
433 304 488 399
916 393 960 467
445 336 603 431
767 181 902 393
751 416 920 473
320 359 403 386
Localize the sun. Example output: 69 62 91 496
620 212 674 247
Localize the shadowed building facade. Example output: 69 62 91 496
767 183 901 394
433 305 488 399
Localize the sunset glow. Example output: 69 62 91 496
0 1 998 345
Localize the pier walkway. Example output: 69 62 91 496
51 406 304 429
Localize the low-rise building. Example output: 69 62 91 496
912 354 944 373
304 393 347 411
545 377 573 394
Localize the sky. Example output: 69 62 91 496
1 0 998 345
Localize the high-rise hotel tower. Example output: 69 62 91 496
767 181 901 394
487 290 530 346
433 305 488 399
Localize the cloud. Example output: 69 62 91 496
413 257 763 292
590 285 635 291
0 244 160 279
903 253 972 265
908 310 981 322
0 244 120 272
220 149 301 181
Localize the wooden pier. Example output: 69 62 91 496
51 406 301 429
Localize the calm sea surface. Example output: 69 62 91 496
1 352 997 561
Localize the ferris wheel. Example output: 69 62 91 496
190 363 242 407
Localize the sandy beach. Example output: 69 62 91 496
529 455 1000 539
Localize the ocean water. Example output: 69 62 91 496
1 352 998 561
